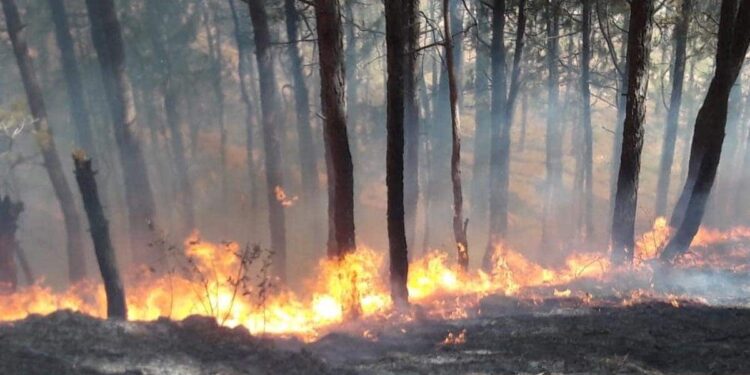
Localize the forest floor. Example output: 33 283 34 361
2 295 749 374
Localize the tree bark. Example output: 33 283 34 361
470 0 491 215
661 0 750 262
286 0 320 200
315 0 357 258
610 0 653 265
84 0 158 265
3 0 87 282
47 0 96 155
580 0 594 240
73 152 127 319
385 0 409 305
246 0 288 281
443 0 469 271
655 0 691 217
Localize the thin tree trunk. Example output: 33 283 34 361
84 0 158 265
541 0 562 252
315 0 356 258
443 0 469 271
655 0 691 217
661 0 750 262
0 197 22 292
145 1 195 234
285 0 320 200
48 0 95 155
580 0 594 240
246 0 288 281
470 0 491 215
385 0 409 305
610 0 653 265
404 0 421 253
73 152 127 319
3 0 87 282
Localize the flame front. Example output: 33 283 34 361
1 219 749 340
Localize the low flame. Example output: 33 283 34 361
0 219 748 340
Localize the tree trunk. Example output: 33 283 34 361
3 0 87 282
580 0 594 240
661 0 750 262
0 197 22 292
246 0 288 281
385 0 409 305
404 0 420 253
229 0 259 217
470 0 491 215
145 1 195 235
443 0 469 271
541 0 562 252
655 0 691 217
202 4 228 205
610 0 653 265
344 0 359 160
484 0 507 267
73 152 127 319
315 0 356 258
285 0 320 200
84 0 158 265
48 0 95 155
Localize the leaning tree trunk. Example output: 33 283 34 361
610 0 653 265
541 0 562 252
443 0 469 271
315 0 356 258
3 0 87 282
580 0 594 240
661 0 750 262
404 0 420 252
655 0 691 218
84 0 158 265
0 197 22 292
73 152 127 319
385 0 410 305
285 0 320 200
48 0 95 155
246 0 288 281
145 0 195 235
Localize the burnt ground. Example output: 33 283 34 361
1 298 750 374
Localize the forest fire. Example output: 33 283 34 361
1 219 748 341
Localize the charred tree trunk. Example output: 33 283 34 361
385 0 409 305
580 0 594 240
48 0 95 155
443 0 469 271
484 0 508 267
483 0 527 267
315 0 356 258
84 0 158 265
541 0 562 252
344 0 359 159
246 0 288 281
73 152 127 319
661 0 750 262
655 0 691 217
404 0 420 252
145 1 195 234
610 0 653 265
3 0 87 282
0 197 22 292
286 0 320 200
